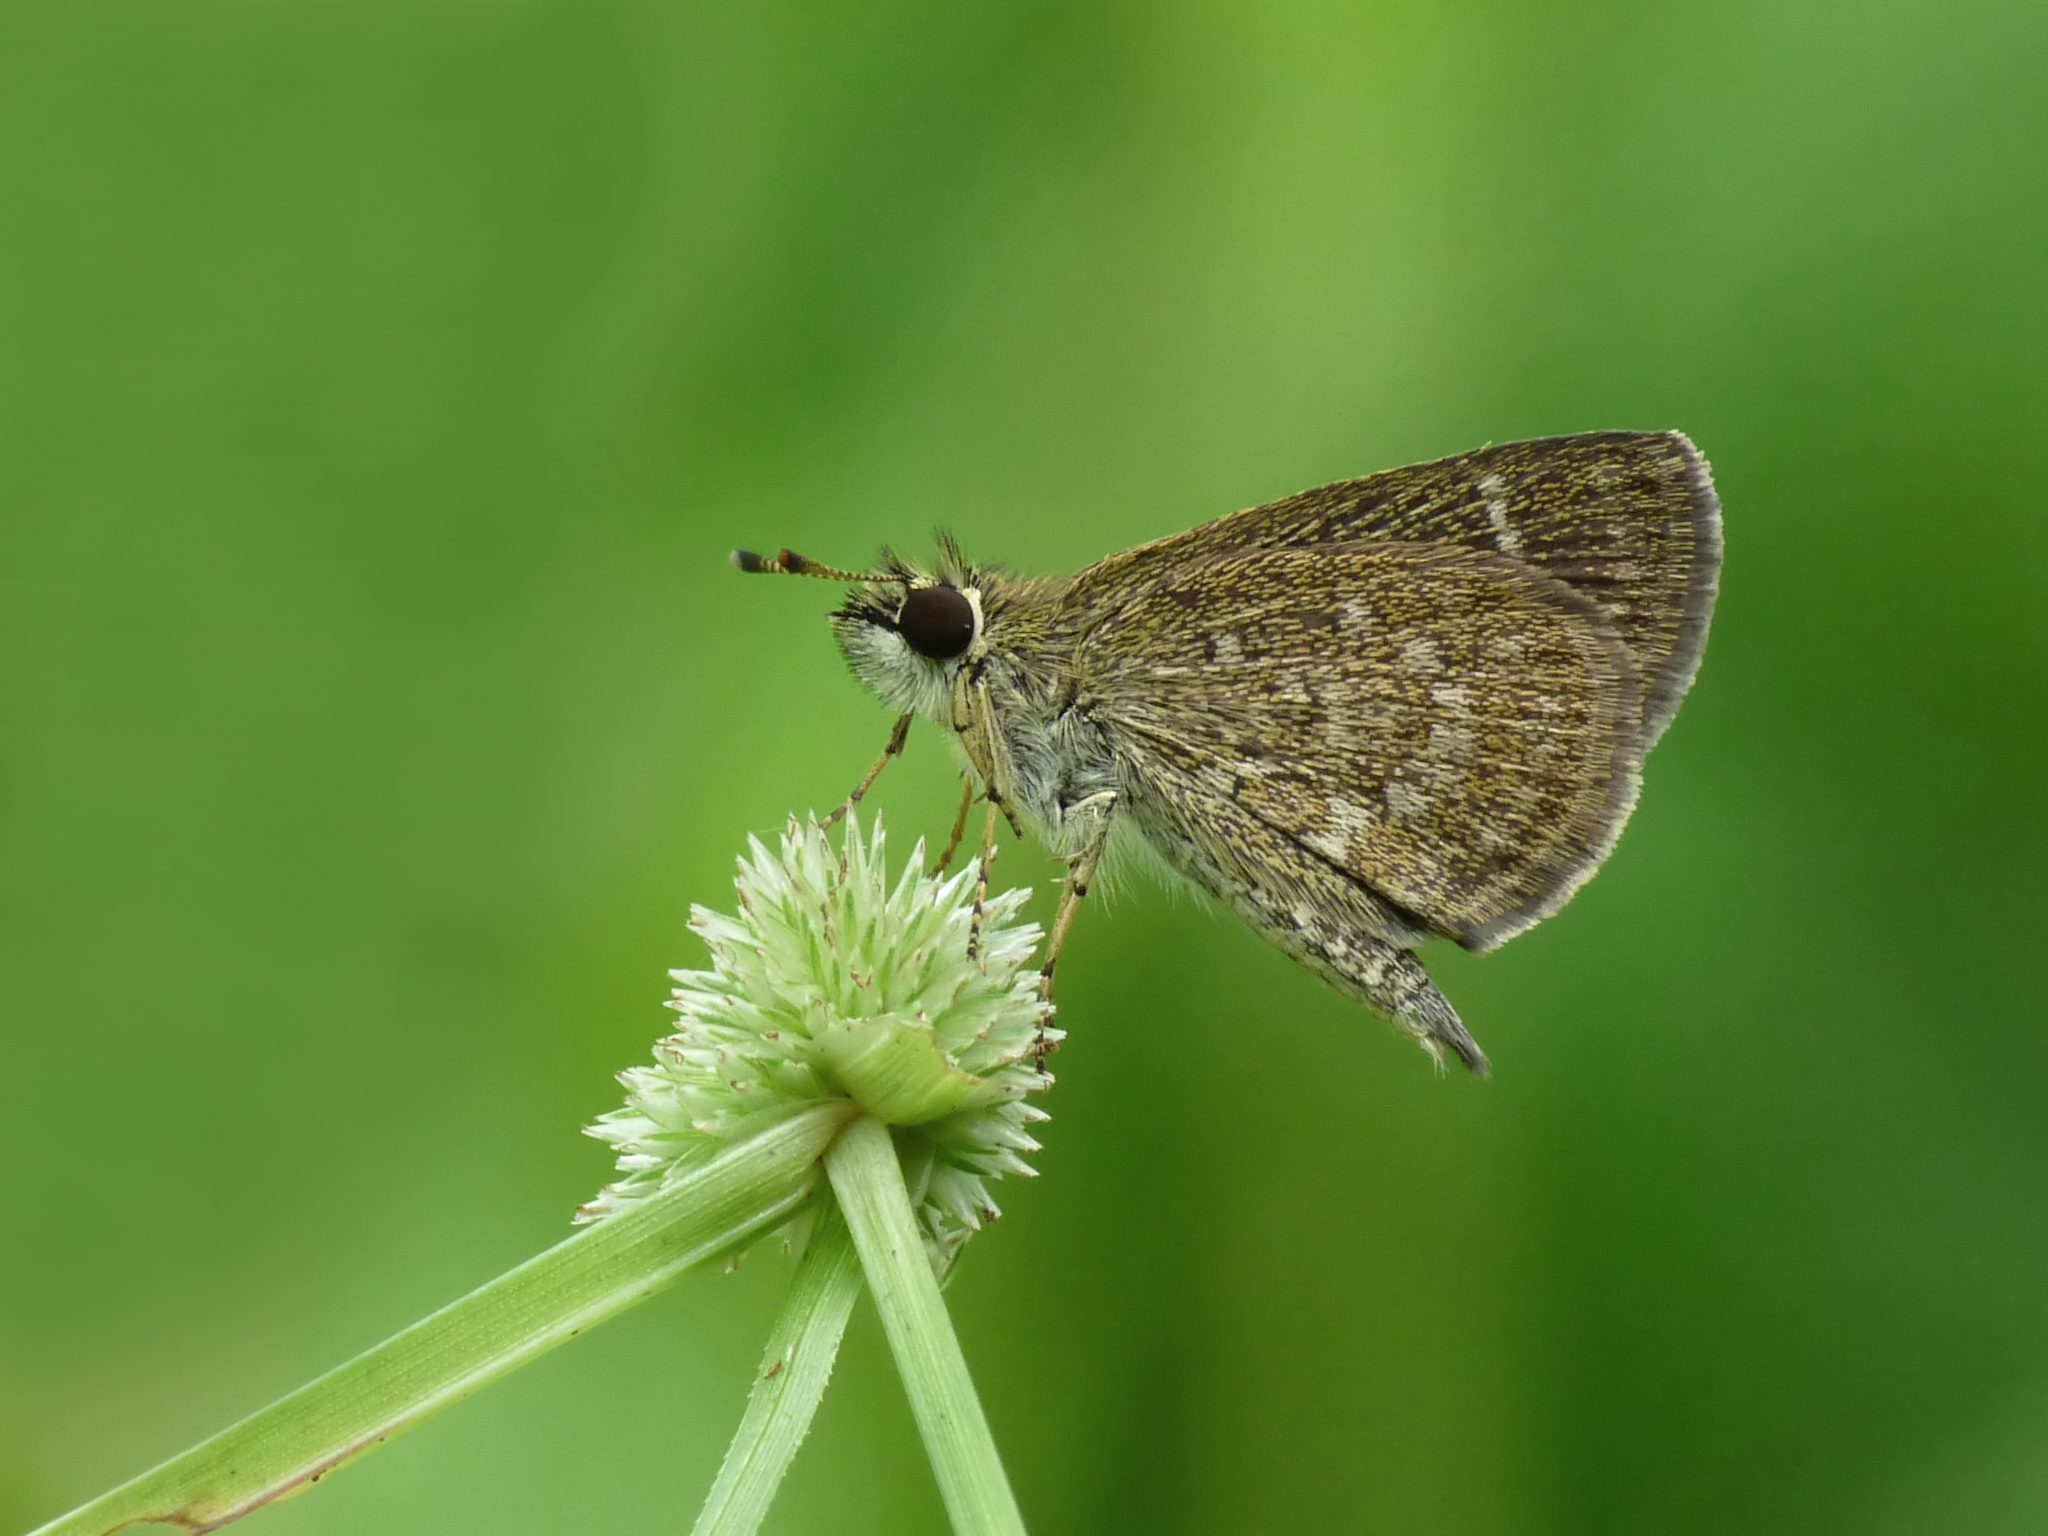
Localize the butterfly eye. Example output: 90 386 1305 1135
895 585 976 660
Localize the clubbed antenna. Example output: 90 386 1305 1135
731 547 909 584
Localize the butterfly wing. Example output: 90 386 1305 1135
1121 431 1720 750
1069 541 1644 954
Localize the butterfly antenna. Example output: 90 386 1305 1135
731 547 908 584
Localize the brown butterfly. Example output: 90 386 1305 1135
737 431 1722 1074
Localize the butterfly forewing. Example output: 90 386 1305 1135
1069 542 1644 952
1131 431 1720 749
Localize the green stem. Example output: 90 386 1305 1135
31 1102 855 1536
690 1194 864 1536
824 1117 1026 1536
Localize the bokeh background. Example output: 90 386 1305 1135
5 2 2047 1532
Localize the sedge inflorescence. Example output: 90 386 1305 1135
578 813 1058 1269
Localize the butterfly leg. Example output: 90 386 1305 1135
821 711 913 832
1039 791 1116 1022
959 672 1025 961
933 776 976 874
965 798 1002 965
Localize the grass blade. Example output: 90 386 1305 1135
825 1116 1025 1536
31 1102 853 1536
691 1194 864 1536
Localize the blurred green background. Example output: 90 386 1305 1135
4 1 2046 1531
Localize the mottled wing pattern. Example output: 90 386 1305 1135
1148 432 1721 749
1070 542 1643 954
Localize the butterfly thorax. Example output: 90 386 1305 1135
831 557 1120 857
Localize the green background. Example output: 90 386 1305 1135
5 2 2046 1531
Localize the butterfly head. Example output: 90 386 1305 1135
731 536 987 718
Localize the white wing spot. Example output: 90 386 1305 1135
1306 794 1378 864
1384 781 1431 826
1400 638 1442 672
1330 793 1378 847
1478 472 1521 554
1430 682 1471 711
1428 722 1476 762
1210 630 1244 664
1303 827 1349 863
1338 598 1374 635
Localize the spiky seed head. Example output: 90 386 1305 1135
578 813 1059 1272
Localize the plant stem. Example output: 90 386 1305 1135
691 1194 864 1536
824 1116 1026 1536
31 1102 855 1536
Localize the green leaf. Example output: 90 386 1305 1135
691 1194 864 1536
825 1116 1027 1536
32 1102 855 1536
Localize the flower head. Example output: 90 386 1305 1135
579 813 1058 1270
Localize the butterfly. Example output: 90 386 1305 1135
737 430 1722 1074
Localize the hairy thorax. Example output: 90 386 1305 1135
965 584 1125 859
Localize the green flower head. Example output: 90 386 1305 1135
580 814 1058 1270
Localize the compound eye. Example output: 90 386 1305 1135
896 585 976 660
